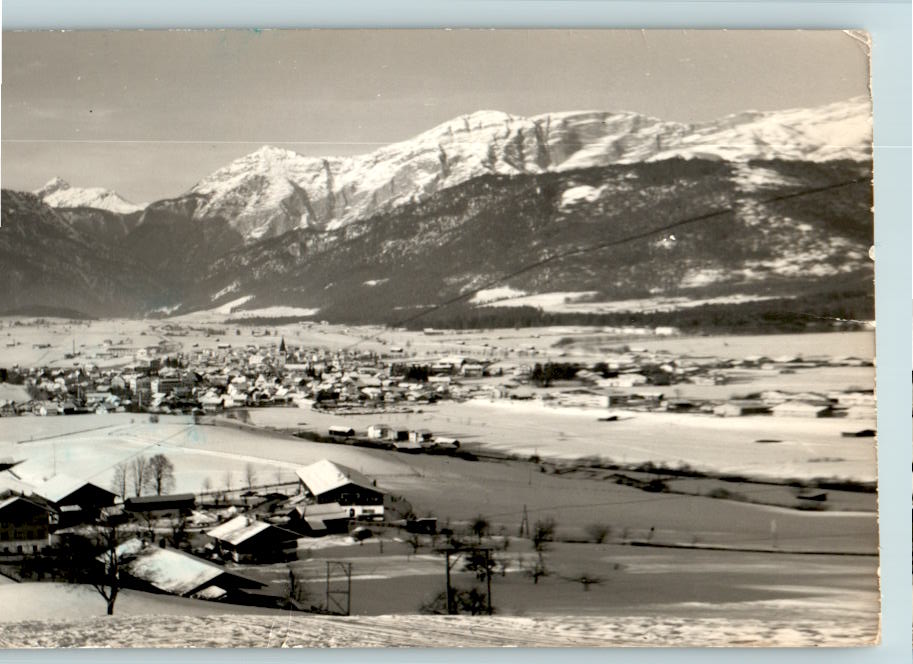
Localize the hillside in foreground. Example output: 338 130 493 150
0 613 878 648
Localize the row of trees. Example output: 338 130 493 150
418 513 616 615
111 453 175 499
395 287 874 334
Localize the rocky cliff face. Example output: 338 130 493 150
184 97 871 241
0 98 873 324
0 191 164 317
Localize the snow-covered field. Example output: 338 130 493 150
0 579 879 647
248 400 877 483
0 318 874 370
0 414 411 496
0 611 878 648
477 290 788 314
0 383 29 403
225 306 321 320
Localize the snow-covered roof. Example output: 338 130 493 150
295 459 376 497
192 585 228 600
206 514 272 546
294 501 350 520
32 474 113 505
115 539 257 596
0 473 36 497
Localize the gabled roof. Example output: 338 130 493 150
295 459 376 497
32 474 114 505
0 494 54 516
206 514 295 546
112 538 263 596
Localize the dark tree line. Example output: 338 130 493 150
391 364 431 382
530 363 580 387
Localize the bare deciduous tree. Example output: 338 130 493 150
245 462 256 489
111 462 129 500
130 456 149 497
470 515 490 543
405 532 422 557
92 521 122 615
148 453 175 495
529 517 556 585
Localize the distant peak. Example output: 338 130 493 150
248 145 301 160
449 110 516 127
36 177 71 196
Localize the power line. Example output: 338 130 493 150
343 175 870 351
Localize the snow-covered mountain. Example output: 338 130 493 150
186 96 871 241
2 96 873 323
36 177 145 214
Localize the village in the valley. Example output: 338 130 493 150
0 315 878 628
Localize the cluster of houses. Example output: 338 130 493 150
0 325 878 438
711 389 876 419
0 457 392 606
0 336 875 425
326 423 460 453
0 339 482 418
473 349 875 420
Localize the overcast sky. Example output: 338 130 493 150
2 29 869 203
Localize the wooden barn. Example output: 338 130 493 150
124 493 196 519
206 515 299 563
295 459 384 521
32 474 116 528
112 538 265 601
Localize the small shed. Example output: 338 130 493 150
771 401 832 418
124 493 196 519
386 427 410 442
713 400 772 417
206 515 299 563
366 423 392 440
290 502 353 535
408 429 434 444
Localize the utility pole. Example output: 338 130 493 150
438 543 494 616
445 549 454 615
485 548 493 616
324 561 353 615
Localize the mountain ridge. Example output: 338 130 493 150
1 98 874 327
27 96 871 244
184 96 871 241
35 178 146 215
